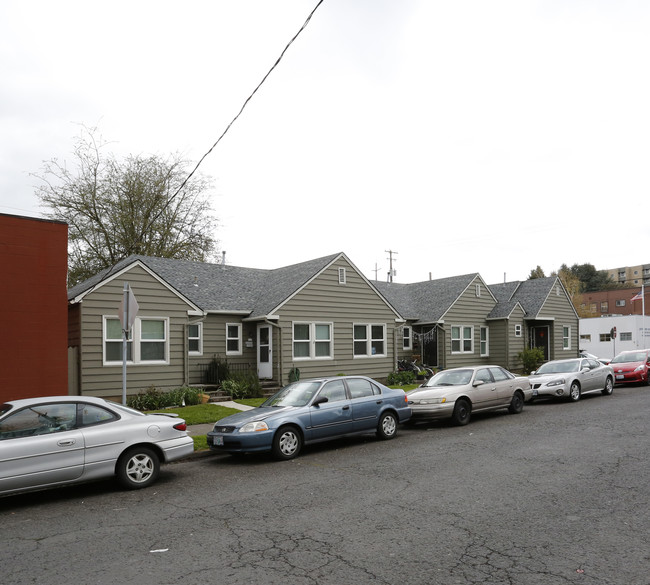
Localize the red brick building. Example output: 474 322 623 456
0 213 68 402
577 287 649 318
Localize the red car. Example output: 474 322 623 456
610 349 650 385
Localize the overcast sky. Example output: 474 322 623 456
2 0 649 285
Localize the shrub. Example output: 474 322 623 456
204 355 229 384
221 372 262 400
387 370 416 386
518 347 545 374
127 385 205 410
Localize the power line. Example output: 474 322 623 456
139 0 326 243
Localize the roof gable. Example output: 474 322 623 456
374 273 481 323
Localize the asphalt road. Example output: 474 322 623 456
1 384 649 585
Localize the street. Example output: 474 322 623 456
1 384 649 585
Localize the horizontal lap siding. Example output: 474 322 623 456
79 265 192 399
442 277 496 369
188 315 256 385
538 286 579 358
277 260 399 382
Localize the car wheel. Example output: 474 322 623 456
272 426 302 460
116 446 160 489
569 381 581 402
602 376 614 395
376 411 398 440
452 399 471 426
508 391 524 414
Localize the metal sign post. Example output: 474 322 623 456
119 283 139 405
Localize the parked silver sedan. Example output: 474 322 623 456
0 396 194 497
406 366 532 426
529 358 614 402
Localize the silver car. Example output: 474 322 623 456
406 365 533 426
0 396 194 497
529 358 614 402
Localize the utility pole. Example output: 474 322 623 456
372 263 382 280
385 249 398 283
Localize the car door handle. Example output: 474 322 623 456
342 405 350 410
376 400 383 404
57 439 76 447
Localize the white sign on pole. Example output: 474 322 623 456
120 283 139 404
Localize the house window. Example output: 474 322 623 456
140 318 166 361
616 299 626 307
402 326 412 350
590 303 597 313
514 324 522 337
451 326 473 353
353 324 386 357
562 326 571 350
580 334 591 342
475 284 481 297
293 322 332 360
480 326 489 357
600 301 608 313
103 316 168 365
104 318 132 362
600 333 612 342
226 323 242 355
188 323 202 355
620 332 632 341
338 267 346 284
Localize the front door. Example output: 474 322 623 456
257 324 272 379
532 326 550 361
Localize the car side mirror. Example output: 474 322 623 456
581 367 589 374
472 380 485 387
312 396 329 407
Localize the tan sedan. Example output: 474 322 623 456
406 365 533 426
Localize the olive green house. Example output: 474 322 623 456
68 252 579 399
375 274 579 372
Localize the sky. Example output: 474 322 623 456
1 0 649 286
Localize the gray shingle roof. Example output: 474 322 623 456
487 277 558 319
68 253 342 318
373 274 479 323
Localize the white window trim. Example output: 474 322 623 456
480 326 489 357
353 323 387 358
338 267 347 284
188 322 203 356
226 323 243 356
563 326 571 350
103 316 169 366
292 322 334 361
514 324 522 337
451 325 474 354
402 326 412 351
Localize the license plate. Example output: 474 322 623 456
532 389 538 396
214 436 224 446
616 375 624 380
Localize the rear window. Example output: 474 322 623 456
0 404 12 418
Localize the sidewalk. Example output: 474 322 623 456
186 400 253 436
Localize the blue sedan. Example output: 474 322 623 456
207 376 411 460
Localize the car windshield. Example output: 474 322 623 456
536 361 580 374
423 369 473 387
262 381 323 407
611 352 647 364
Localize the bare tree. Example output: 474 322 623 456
34 127 218 286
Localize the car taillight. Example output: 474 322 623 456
404 395 409 403
173 422 187 431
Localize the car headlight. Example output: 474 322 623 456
634 365 645 373
239 421 269 433
546 379 566 387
